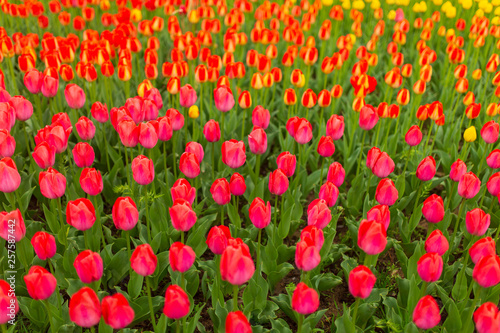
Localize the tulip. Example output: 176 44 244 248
220 238 255 285
102 293 135 329
412 296 441 330
169 199 197 232
130 244 157 276
64 83 86 109
79 168 103 196
326 114 344 140
489 174 500 200
138 122 158 149
171 179 196 204
74 250 103 284
487 149 500 169
425 230 449 256
90 102 109 123
269 169 289 195
185 142 204 163
466 208 490 236
295 237 321 271
375 178 398 206
157 116 173 141
367 148 395 178
0 209 26 242
71 142 95 168
8 96 33 121
169 242 196 273
348 265 376 299
206 225 231 255
179 152 200 178
66 198 96 231
0 279 18 324
166 108 185 131
358 219 387 255
300 226 324 251
75 116 96 141
249 197 271 229
327 162 345 187
24 68 42 94
222 140 246 169
470 237 496 264
481 120 499 143
41 74 59 98
276 151 297 177
214 85 235 112
366 205 390 231
291 282 319 315
417 253 443 282
203 119 221 142
226 311 252 333
0 157 21 193
458 172 481 199
473 255 500 288
474 302 500 333
229 173 246 196
31 231 56 260
405 125 423 146
287 117 313 144
248 127 267 155
163 285 190 319
317 136 335 157
416 156 436 181
35 124 71 153
307 199 332 229
132 155 155 185
318 181 339 207
69 287 101 327
117 119 139 147
32 142 56 169
112 197 138 231
39 167 66 199
359 105 379 130
421 194 444 223
23 266 57 300
252 106 270 129
179 84 197 108
210 178 231 205
450 159 467 182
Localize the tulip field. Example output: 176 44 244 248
4 0 500 332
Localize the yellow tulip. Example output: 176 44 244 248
476 8 485 16
371 0 381 9
342 0 351 9
462 0 473 8
322 0 334 6
493 16 500 24
388 9 396 19
189 105 200 119
446 6 457 18
353 0 365 9
464 126 477 142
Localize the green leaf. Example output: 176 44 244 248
128 271 144 299
226 203 241 229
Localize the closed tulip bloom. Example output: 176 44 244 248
124 97 144 124
226 311 252 333
450 159 467 182
469 237 496 264
348 265 376 299
375 178 398 206
367 205 390 231
0 210 26 242
222 140 246 169
117 119 139 148
35 123 71 153
359 105 379 130
300 226 324 251
75 117 95 141
144 88 163 109
474 302 500 333
413 296 441 330
169 242 196 273
65 83 86 109
52 112 72 131
358 219 387 255
166 108 185 131
31 231 56 260
203 120 221 142
132 155 155 185
369 149 395 178
8 96 33 121
72 142 94 168
421 194 444 223
295 237 321 271
290 118 313 144
252 106 270 129
69 287 101 327
214 85 235 112
179 152 200 179
249 197 271 229
0 279 18 324
24 68 42 94
206 225 231 255
112 197 138 231
169 199 197 232
24 266 57 300
179 84 197 108
317 136 335 157
171 179 196 204
481 120 499 144
163 285 190 319
131 244 157 276
229 173 246 196
66 198 96 231
307 199 332 229
327 162 345 187
487 149 500 169
466 208 490 236
473 255 500 288
220 238 255 285
185 142 204 163
269 169 289 195
39 167 66 199
102 293 135 329
405 125 423 146
32 142 56 169
326 115 344 140
417 253 443 282
157 116 173 142
276 151 296 177
318 181 339 207
210 178 231 205
425 230 449 256
138 122 158 149
416 156 436 181
487 173 500 196
90 102 109 123
248 127 267 155
74 250 103 284
291 282 319 315
41 74 59 98
79 168 103 196
0 157 21 193
458 172 481 199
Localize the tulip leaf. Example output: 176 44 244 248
128 271 144 299
187 213 217 257
129 296 164 327
98 318 113 333
226 202 241 229
451 260 469 301
43 203 60 235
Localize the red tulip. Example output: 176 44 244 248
132 155 155 185
487 149 500 168
252 105 270 129
269 169 289 195
39 167 66 199
69 287 101 327
90 102 109 123
210 178 231 205
300 226 324 251
474 302 500 333
291 282 319 315
481 120 499 144
23 266 57 300
24 68 42 94
327 162 345 187
0 157 21 193
416 156 436 181
226 311 252 333
64 83 86 109
74 250 103 284
79 168 103 196
206 225 231 255
179 84 197 108
458 172 481 199
405 125 423 146
75 116 95 141
222 140 246 169
0 103 14 132
8 96 33 121
35 124 71 153
249 197 271 229
487 172 500 196
31 231 56 260
171 179 196 204
466 208 490 236
144 88 163 109
72 142 94 168
307 199 331 229
276 151 296 177
130 244 157 276
412 296 441 330
425 230 449 256
317 136 335 157
32 142 56 169
41 73 59 98
375 178 398 206
248 127 267 155
359 105 379 130
295 237 321 271
348 265 376 299
470 237 496 264
138 122 158 149
179 152 200 179
66 198 96 231
214 85 235 112
318 181 339 207
102 293 135 329
169 242 196 273
421 194 444 223
112 197 138 231
473 255 500 288
157 116 173 141
163 285 190 319
185 142 204 163
229 173 246 196
417 253 443 282
0 209 26 242
0 279 18 324
203 120 221 143
450 159 467 182
166 108 185 131
117 119 140 148
326 114 344 140
358 219 387 255
367 205 390 231
366 148 395 178
220 238 255 285
287 117 313 144
169 199 197 232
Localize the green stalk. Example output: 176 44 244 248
233 284 239 311
356 131 367 175
146 277 157 332
144 185 152 243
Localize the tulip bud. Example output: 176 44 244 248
131 244 157 276
72 142 95 168
470 237 496 264
79 168 103 196
269 169 289 195
487 149 500 169
163 285 190 319
112 197 139 231
0 157 21 193
474 302 500 333
422 194 444 223
466 208 490 236
487 172 500 196
69 287 101 328
169 242 196 273
24 266 57 300
214 85 235 112
326 114 344 140
226 311 252 333
481 120 499 144
185 142 204 163
74 250 103 284
295 237 321 271
203 119 221 142
179 84 197 108
318 181 339 207
249 197 271 229
291 282 319 315
276 151 296 177
417 253 443 282
102 293 135 329
348 265 376 299
220 238 255 285
169 199 197 232
416 156 436 181
317 136 335 157
450 159 467 182
300 226 324 251
358 219 387 255
327 162 345 187
229 173 246 196
31 231 56 260
132 155 155 185
458 171 481 199
64 83 86 109
405 125 423 146
248 127 267 155
375 178 398 206
412 296 441 330
179 152 200 179
90 102 109 123
307 199 332 229
367 148 395 178
252 106 270 129
359 105 379 130
473 255 500 288
464 126 477 142
0 279 18 323
66 198 96 231
221 140 246 169
39 167 66 199
171 179 196 204
366 205 390 230
425 230 449 256
210 178 231 205
206 225 231 255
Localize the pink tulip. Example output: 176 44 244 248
166 108 185 131
138 122 158 149
473 255 500 288
39 167 66 199
210 178 231 205
469 237 496 264
359 104 379 130
249 197 271 229
318 181 339 207
179 84 197 108
450 159 467 182
0 130 15 158
90 102 109 123
326 114 344 140
276 151 296 177
64 83 86 109
73 250 103 284
466 208 490 236
348 265 376 299
307 199 331 229
413 296 441 330
206 225 231 255
405 125 422 146
8 96 33 121
0 157 21 193
72 142 95 168
416 156 436 181
425 230 449 256
169 242 196 273
474 302 500 333
229 173 246 196
79 168 103 196
358 219 387 255
24 68 42 94
458 171 481 199
487 149 500 169
291 282 319 315
375 178 398 206
214 85 235 112
203 119 221 142
102 293 135 329
317 136 335 157
171 179 196 204
221 140 246 169
367 205 390 230
327 162 345 187
252 105 270 129
248 127 267 155
269 169 289 195
132 155 155 185
481 120 499 144
169 199 197 232
417 253 443 282
130 244 157 276
421 194 444 223
179 152 200 178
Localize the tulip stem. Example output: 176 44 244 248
356 131 367 175
172 133 178 179
84 230 90 250
57 197 66 240
92 195 106 251
181 272 185 290
255 154 261 182
464 286 482 332
412 182 424 215
44 300 56 333
125 230 131 260
7 57 18 95
256 228 262 273
297 314 303 333
220 112 226 143
444 182 457 211
274 195 279 226
351 298 360 327
233 284 239 311
241 108 246 139
319 158 325 186
453 198 466 236
176 320 181 333
211 142 216 180
419 281 428 299
146 277 157 332
101 123 111 172
144 185 152 243
48 259 62 313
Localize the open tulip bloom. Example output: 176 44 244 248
3 2 500 333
